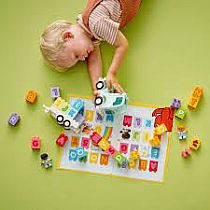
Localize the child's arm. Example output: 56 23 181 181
87 45 102 96
106 30 128 93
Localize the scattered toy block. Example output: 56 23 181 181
90 132 102 146
189 138 201 150
25 90 37 103
8 113 20 126
114 153 126 165
76 147 87 159
31 137 41 150
154 123 168 135
56 133 68 147
130 150 140 160
188 86 203 109
50 87 60 99
171 98 181 109
181 148 191 158
175 107 186 120
149 135 161 147
98 138 110 151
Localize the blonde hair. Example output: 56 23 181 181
40 20 72 71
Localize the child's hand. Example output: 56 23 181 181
106 72 124 93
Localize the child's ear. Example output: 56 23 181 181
63 31 74 41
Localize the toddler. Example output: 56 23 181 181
40 0 142 95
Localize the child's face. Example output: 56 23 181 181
57 30 94 69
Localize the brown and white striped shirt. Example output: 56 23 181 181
77 0 122 45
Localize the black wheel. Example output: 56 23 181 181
63 120 71 129
56 115 64 125
94 96 103 106
96 81 105 90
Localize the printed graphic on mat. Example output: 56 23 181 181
59 97 173 182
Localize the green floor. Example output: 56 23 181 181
0 0 210 210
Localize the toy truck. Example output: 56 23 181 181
94 78 128 114
43 97 85 133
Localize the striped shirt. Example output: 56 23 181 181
77 0 122 45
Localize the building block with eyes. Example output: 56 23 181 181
181 148 191 158
31 137 41 150
188 86 203 109
189 138 201 150
171 98 181 109
25 90 37 103
50 87 60 100
8 113 20 126
175 107 186 120
154 123 168 135
56 133 68 147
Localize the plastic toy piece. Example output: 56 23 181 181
94 77 128 114
114 153 126 166
181 148 191 158
171 98 181 109
188 86 203 109
189 138 201 150
175 107 186 120
79 152 88 163
90 132 103 146
177 125 187 140
149 135 161 147
76 147 87 159
25 90 37 103
31 137 41 150
119 158 129 168
8 113 20 126
130 150 140 160
50 87 60 100
56 133 68 147
154 123 168 135
40 153 52 169
98 139 110 151
43 97 85 133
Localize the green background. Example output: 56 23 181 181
0 0 209 209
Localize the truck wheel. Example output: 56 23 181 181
96 81 105 90
56 115 64 125
95 96 103 106
63 120 71 129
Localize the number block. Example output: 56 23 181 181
188 86 203 109
50 87 60 99
25 90 37 103
175 107 186 120
8 113 20 126
31 137 41 150
154 123 168 135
